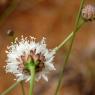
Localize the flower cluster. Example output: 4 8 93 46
82 4 95 21
5 36 56 82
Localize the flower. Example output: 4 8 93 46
82 4 95 21
5 36 56 82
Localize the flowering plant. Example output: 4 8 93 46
0 0 95 95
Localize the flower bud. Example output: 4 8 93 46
82 4 95 21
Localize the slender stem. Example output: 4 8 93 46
20 81 25 95
54 0 85 95
54 20 84 52
54 0 85 52
0 0 18 25
1 81 21 95
29 66 36 95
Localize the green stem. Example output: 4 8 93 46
0 0 18 25
1 81 21 95
54 20 84 52
29 66 36 95
54 0 85 52
54 0 85 95
20 81 25 95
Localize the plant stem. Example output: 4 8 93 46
1 81 21 95
54 0 85 95
54 20 84 52
20 81 25 95
0 0 18 26
54 0 85 52
29 66 36 95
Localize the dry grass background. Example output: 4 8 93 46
0 0 95 95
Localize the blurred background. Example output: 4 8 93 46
0 0 95 95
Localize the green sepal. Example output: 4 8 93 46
24 61 35 70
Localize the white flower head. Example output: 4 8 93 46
5 36 56 82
